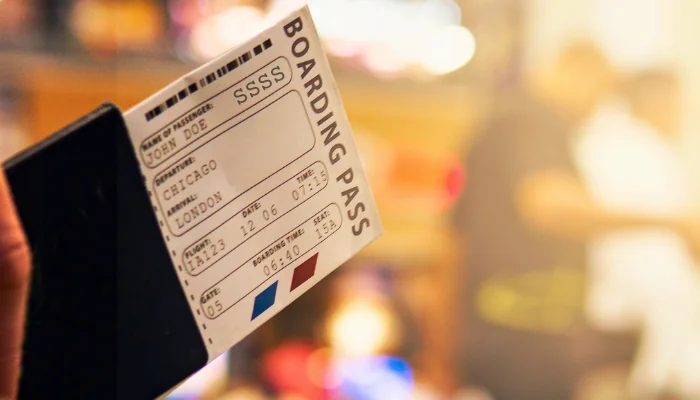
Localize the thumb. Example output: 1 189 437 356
0 169 31 400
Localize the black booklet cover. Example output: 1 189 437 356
3 104 207 399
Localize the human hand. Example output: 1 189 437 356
0 170 31 400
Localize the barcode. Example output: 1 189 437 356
145 38 274 122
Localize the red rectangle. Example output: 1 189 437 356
290 253 318 291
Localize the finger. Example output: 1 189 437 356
0 169 31 399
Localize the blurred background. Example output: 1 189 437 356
1 0 699 399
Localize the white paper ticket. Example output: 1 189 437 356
123 6 382 361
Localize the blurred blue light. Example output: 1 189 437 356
333 356 414 400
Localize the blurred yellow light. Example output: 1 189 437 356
420 25 476 75
418 0 462 26
190 5 266 61
323 37 363 58
362 45 405 77
214 6 265 45
328 301 392 356
190 21 222 61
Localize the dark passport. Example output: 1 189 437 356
3 104 208 399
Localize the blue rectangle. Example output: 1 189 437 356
251 281 278 320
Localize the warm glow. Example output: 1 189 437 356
184 0 471 76
265 0 469 78
306 348 332 389
328 301 392 356
190 6 266 61
420 25 476 75
362 44 405 77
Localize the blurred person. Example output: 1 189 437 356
575 70 700 399
453 43 700 400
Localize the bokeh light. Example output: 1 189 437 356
328 300 393 356
187 0 473 78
